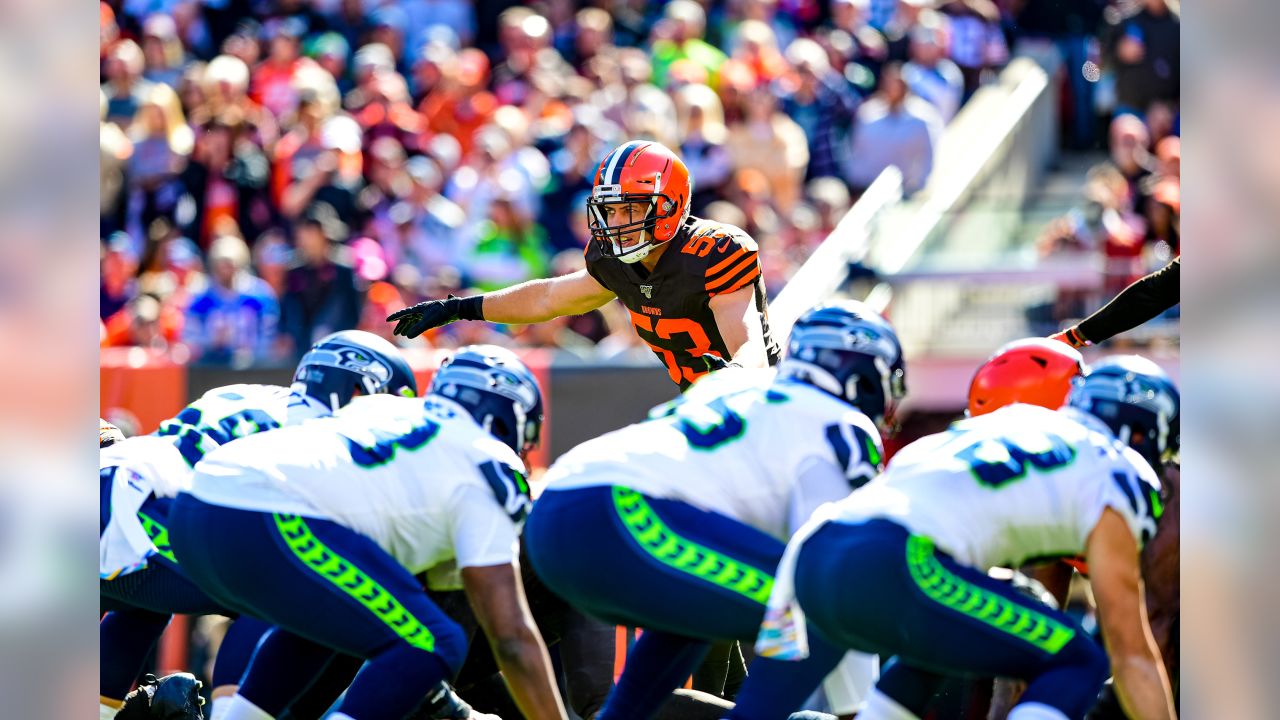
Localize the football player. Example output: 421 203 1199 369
523 301 908 719
100 330 417 720
166 346 568 720
388 140 779 390
756 356 1179 720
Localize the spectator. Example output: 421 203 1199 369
252 229 292 298
101 294 184 350
651 1 728 88
179 111 273 248
278 203 363 358
101 233 139 321
880 0 933 62
101 91 133 235
845 62 941 195
307 32 352 95
1101 0 1180 117
902 13 965 123
1011 0 1108 149
541 114 602 253
184 234 280 366
675 83 733 214
465 194 551 292
570 7 615 73
125 83 194 239
606 48 679 147
103 39 152 125
250 17 310 119
729 20 790 86
937 0 1007 98
421 48 499 158
724 83 809 212
275 99 362 222
827 0 891 77
140 14 188 89
776 38 861 182
1108 113 1153 206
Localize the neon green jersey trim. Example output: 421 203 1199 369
611 487 773 605
137 511 178 564
906 534 1076 654
273 513 436 652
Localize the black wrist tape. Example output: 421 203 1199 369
456 295 485 321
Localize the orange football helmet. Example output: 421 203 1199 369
588 141 692 263
100 418 125 448
967 338 1086 417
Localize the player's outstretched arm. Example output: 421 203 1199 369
388 270 616 338
1086 508 1177 720
1051 257 1180 348
462 561 569 720
707 284 769 369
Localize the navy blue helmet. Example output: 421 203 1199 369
429 345 544 456
1068 355 1179 469
292 330 418 411
778 300 907 425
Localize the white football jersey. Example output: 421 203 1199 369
155 384 331 467
543 368 884 541
188 394 528 577
99 384 330 579
822 403 1163 570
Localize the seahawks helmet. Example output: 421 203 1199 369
1067 355 1179 469
778 300 907 425
293 330 418 411
429 345 544 455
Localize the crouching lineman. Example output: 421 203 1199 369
757 356 1179 720
524 301 908 719
167 346 569 720
100 330 417 720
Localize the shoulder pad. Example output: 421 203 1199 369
679 218 761 296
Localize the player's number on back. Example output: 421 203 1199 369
658 387 788 450
157 405 281 467
954 430 1076 488
344 417 442 468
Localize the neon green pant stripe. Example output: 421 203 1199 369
906 535 1075 654
273 513 436 652
611 487 774 605
138 511 178 564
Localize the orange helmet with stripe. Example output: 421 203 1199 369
100 418 125 448
967 338 1086 417
588 141 691 264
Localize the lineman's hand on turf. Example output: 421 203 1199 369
389 295 465 338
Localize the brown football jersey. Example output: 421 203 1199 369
585 216 781 390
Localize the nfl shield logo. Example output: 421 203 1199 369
640 284 653 299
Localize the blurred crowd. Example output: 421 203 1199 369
99 0 1173 366
1032 0 1180 338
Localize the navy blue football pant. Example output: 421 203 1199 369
168 495 469 720
792 519 1109 720
100 493 270 700
525 486 845 720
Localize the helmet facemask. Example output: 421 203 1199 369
588 184 678 264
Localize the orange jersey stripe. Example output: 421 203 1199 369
705 247 747 276
705 254 758 291
713 266 762 295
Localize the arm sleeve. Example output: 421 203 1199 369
1076 257 1180 344
449 484 520 569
